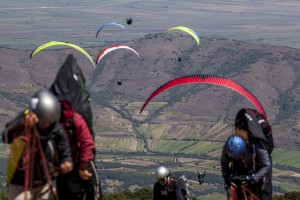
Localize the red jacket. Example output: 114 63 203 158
61 101 95 170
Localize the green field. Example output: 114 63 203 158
95 136 146 151
273 148 300 167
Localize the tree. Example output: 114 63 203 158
273 191 300 200
0 189 8 200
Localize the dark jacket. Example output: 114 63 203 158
153 177 184 200
221 140 272 200
2 112 72 188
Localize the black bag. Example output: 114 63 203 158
170 176 190 200
50 54 94 141
235 108 274 154
50 54 102 200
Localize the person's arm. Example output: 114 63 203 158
220 146 231 184
53 123 73 172
221 146 231 197
74 113 95 171
74 113 95 180
252 142 272 183
153 183 160 200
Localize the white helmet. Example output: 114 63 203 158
155 166 170 179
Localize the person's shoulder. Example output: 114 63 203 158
253 140 267 150
169 177 179 184
51 121 66 135
153 181 160 188
73 112 88 125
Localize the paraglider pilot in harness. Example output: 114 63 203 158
221 108 273 200
2 89 73 200
50 54 101 200
153 166 184 200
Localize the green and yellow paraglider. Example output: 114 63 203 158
165 26 200 45
30 41 95 69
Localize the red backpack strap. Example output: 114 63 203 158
167 177 175 192
60 100 75 135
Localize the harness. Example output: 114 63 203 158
23 114 56 200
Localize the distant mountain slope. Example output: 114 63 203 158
0 33 300 149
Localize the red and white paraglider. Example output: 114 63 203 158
96 44 140 64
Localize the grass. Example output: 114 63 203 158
183 141 223 155
199 193 226 200
147 139 194 153
272 148 300 168
95 136 145 151
126 102 168 108
273 179 300 192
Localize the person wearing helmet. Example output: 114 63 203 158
221 131 272 199
2 89 73 200
153 166 184 200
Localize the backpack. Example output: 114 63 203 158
169 175 190 200
49 54 95 142
235 108 274 155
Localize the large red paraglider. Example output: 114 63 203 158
140 74 266 117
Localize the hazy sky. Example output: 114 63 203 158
0 0 299 49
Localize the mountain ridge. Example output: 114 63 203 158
0 33 300 150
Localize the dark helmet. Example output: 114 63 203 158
225 135 247 160
235 108 248 130
155 166 169 179
30 89 61 124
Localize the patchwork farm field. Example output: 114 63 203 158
92 107 300 197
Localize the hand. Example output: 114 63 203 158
25 113 39 127
245 174 256 184
60 161 73 174
224 183 230 197
224 183 229 191
79 169 92 181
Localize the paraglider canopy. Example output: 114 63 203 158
96 44 140 64
96 22 125 38
165 26 200 45
127 18 133 25
30 41 95 69
139 74 266 117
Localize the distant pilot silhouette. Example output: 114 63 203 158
178 57 181 62
127 18 133 25
117 80 122 85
